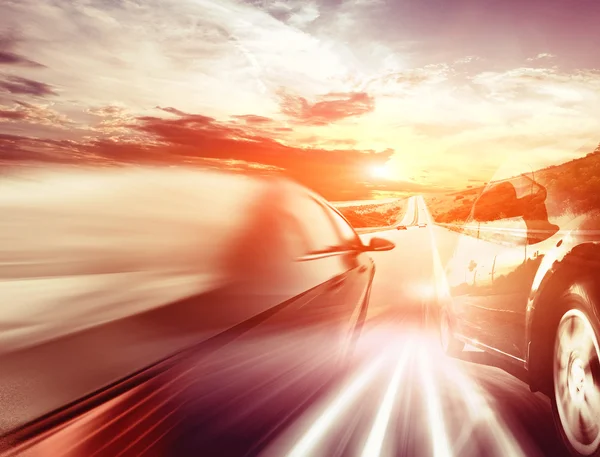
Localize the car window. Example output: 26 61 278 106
325 206 363 249
287 193 343 254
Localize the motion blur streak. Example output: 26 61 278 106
423 197 450 301
286 356 385 457
420 194 528 457
418 346 453 457
360 340 413 457
442 353 526 457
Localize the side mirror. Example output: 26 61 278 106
364 237 395 252
473 182 524 222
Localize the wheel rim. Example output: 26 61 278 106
554 309 600 455
440 312 450 351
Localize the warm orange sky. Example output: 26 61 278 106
2 0 600 198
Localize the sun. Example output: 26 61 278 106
369 164 392 180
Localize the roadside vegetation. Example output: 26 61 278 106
425 144 600 230
335 198 408 229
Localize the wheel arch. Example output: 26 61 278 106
526 241 600 395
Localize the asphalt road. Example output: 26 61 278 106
2 196 567 457
166 196 566 457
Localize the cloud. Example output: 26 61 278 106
0 51 44 68
0 134 93 163
132 109 394 199
248 0 321 28
278 90 375 125
0 76 57 96
359 64 454 98
232 114 274 124
0 106 393 199
0 102 72 127
0 33 44 68
87 105 128 117
4 0 600 191
156 106 191 117
527 53 556 61
2 0 351 118
86 104 138 135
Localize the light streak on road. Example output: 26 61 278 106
442 356 526 457
286 356 386 457
419 193 527 457
422 197 446 283
360 340 413 457
418 346 453 457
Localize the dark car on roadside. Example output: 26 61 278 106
0 166 394 456
440 169 600 457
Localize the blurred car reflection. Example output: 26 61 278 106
440 169 600 456
0 166 394 456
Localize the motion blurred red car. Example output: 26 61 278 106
0 166 394 456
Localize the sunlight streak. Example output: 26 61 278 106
442 359 526 457
286 356 385 457
361 341 413 457
418 347 453 457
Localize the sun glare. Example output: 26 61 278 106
370 164 392 180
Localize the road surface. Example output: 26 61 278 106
164 196 564 457
255 196 563 457
1 196 565 457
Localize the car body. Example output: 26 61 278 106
440 169 600 456
0 166 394 455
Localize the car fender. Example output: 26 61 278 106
525 232 600 392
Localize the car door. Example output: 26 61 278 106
321 203 375 351
453 173 561 359
448 174 533 350
479 176 561 358
446 174 534 345
262 188 372 364
445 215 503 344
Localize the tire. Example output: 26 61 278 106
439 308 464 357
552 295 600 457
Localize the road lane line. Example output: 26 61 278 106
286 356 386 457
418 346 453 457
360 340 413 457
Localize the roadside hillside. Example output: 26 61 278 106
335 198 408 229
425 144 600 224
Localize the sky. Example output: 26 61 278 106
2 0 600 198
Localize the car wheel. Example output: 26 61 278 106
553 305 600 456
439 309 464 357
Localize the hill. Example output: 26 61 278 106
425 144 600 224
335 198 408 229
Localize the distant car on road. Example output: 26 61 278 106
396 225 407 230
440 171 600 456
0 166 395 455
